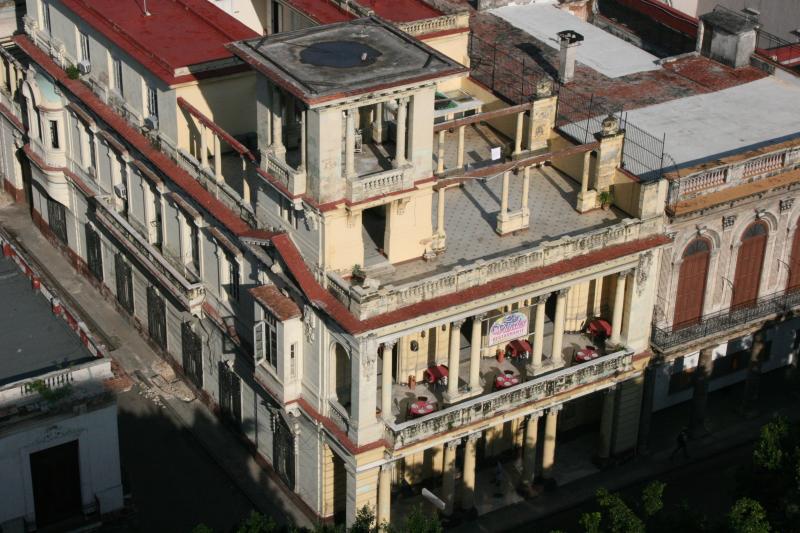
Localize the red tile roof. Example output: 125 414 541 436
60 0 257 85
249 285 302 321
14 35 261 240
284 0 354 24
356 0 442 23
272 231 672 335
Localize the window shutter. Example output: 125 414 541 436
254 321 266 362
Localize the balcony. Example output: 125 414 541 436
346 166 411 203
651 288 800 353
384 347 633 448
93 198 205 312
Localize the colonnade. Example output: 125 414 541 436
379 270 633 417
343 97 409 178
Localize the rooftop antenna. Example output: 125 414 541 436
141 0 151 16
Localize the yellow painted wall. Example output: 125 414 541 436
423 31 470 68
323 207 365 272
175 72 257 154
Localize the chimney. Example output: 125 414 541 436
698 7 758 68
557 30 584 84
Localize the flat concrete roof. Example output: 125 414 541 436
228 17 466 105
621 75 800 169
491 3 661 78
0 256 93 387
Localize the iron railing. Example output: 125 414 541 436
651 288 800 351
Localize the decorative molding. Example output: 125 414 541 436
636 251 653 295
722 215 736 229
780 198 795 213
303 306 315 344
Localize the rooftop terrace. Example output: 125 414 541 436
229 17 465 104
0 255 94 387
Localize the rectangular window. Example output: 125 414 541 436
42 2 51 34
253 315 278 369
227 256 240 300
88 130 96 168
113 58 123 96
35 109 42 140
49 120 59 149
147 86 158 118
79 31 90 62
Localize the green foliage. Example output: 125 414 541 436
596 488 645 533
65 64 80 80
392 505 443 533
753 416 789 471
640 481 665 518
192 525 214 533
729 498 771 533
28 379 72 404
349 506 374 533
236 511 280 533
599 190 614 206
579 512 602 533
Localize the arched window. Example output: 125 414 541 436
732 221 768 309
334 342 351 413
673 238 711 328
788 226 800 291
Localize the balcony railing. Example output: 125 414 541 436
0 359 112 407
94 199 205 312
384 348 633 448
651 289 800 352
346 166 408 203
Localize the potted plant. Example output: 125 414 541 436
599 190 614 210
351 264 366 284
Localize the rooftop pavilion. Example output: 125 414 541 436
228 17 466 105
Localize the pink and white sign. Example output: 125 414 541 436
488 312 529 346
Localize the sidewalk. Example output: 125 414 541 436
451 369 800 533
0 199 313 530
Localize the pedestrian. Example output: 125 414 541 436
671 427 690 460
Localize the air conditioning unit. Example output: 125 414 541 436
144 115 158 130
77 60 91 75
113 182 127 200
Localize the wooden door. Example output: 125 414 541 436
673 239 710 328
788 227 800 290
732 222 768 309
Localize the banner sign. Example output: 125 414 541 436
488 312 529 346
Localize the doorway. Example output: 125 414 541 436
361 205 387 267
30 440 83 528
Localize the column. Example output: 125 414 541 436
542 406 561 479
377 463 392 527
241 156 251 203
442 439 459 516
522 413 540 485
741 326 766 415
381 341 395 422
609 271 628 345
526 101 536 151
551 289 568 365
299 110 307 171
521 166 530 214
372 102 383 144
394 98 407 167
345 108 356 178
456 125 465 169
597 386 616 461
580 151 591 193
200 124 208 168
500 170 510 217
213 135 222 182
436 129 446 175
447 320 464 401
437 188 446 236
513 111 524 157
531 297 546 369
462 433 479 510
690 346 714 438
271 85 285 156
469 314 484 392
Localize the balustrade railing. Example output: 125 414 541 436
384 348 633 447
94 199 205 311
651 288 800 352
0 359 113 406
347 167 407 202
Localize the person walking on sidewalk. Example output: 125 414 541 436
671 427 690 460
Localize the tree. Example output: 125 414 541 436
594 488 645 533
753 416 790 472
391 505 443 533
640 481 665 518
729 498 771 533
